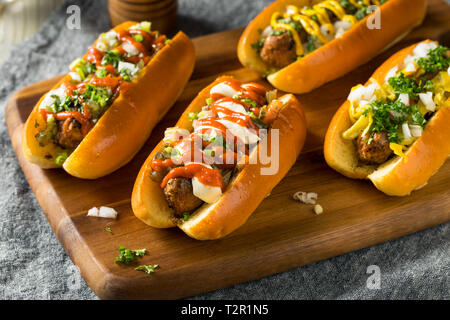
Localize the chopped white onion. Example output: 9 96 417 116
69 72 82 83
334 20 351 38
320 25 331 37
99 206 118 219
397 93 410 106
402 123 412 140
389 110 404 119
261 26 273 38
419 92 436 112
39 87 66 110
404 62 417 73
409 125 423 137
87 206 118 219
87 207 99 217
403 55 414 66
384 65 398 82
95 41 108 52
192 176 222 204
104 30 118 47
118 61 137 74
334 20 352 31
347 83 377 103
122 42 139 56
335 28 346 38
412 42 438 59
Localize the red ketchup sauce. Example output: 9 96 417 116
151 80 269 190
160 163 225 191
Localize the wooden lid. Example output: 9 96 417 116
108 0 177 34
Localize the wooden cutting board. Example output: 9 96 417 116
5 0 450 300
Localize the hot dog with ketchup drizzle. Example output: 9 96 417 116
149 78 282 217
35 21 168 163
131 75 307 239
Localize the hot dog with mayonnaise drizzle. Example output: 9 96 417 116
132 76 307 240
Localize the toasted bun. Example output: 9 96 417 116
22 21 196 179
324 40 450 196
237 0 427 94
132 76 307 239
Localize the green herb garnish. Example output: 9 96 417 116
114 246 146 264
364 99 425 143
55 152 68 166
119 69 132 82
270 29 286 36
251 38 265 54
249 112 269 129
240 97 258 108
101 50 123 68
135 264 159 274
305 35 319 54
416 45 450 74
133 34 144 42
95 67 108 78
188 112 199 121
388 72 434 100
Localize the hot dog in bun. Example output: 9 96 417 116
324 40 450 196
132 76 307 240
23 21 195 179
237 0 427 93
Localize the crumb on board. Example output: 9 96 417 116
292 191 318 205
293 191 324 215
314 204 323 215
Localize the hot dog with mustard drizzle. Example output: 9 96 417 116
132 76 307 240
237 0 427 93
324 40 450 196
23 21 195 179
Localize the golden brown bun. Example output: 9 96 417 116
324 40 450 196
22 21 196 179
132 76 307 239
237 0 427 94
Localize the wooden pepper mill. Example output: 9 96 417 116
108 0 177 35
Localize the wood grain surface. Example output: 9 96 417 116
5 0 450 299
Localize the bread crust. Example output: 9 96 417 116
131 76 307 239
22 21 196 179
324 40 450 196
237 0 427 94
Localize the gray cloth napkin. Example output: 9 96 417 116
0 0 448 300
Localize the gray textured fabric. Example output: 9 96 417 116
0 0 448 300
